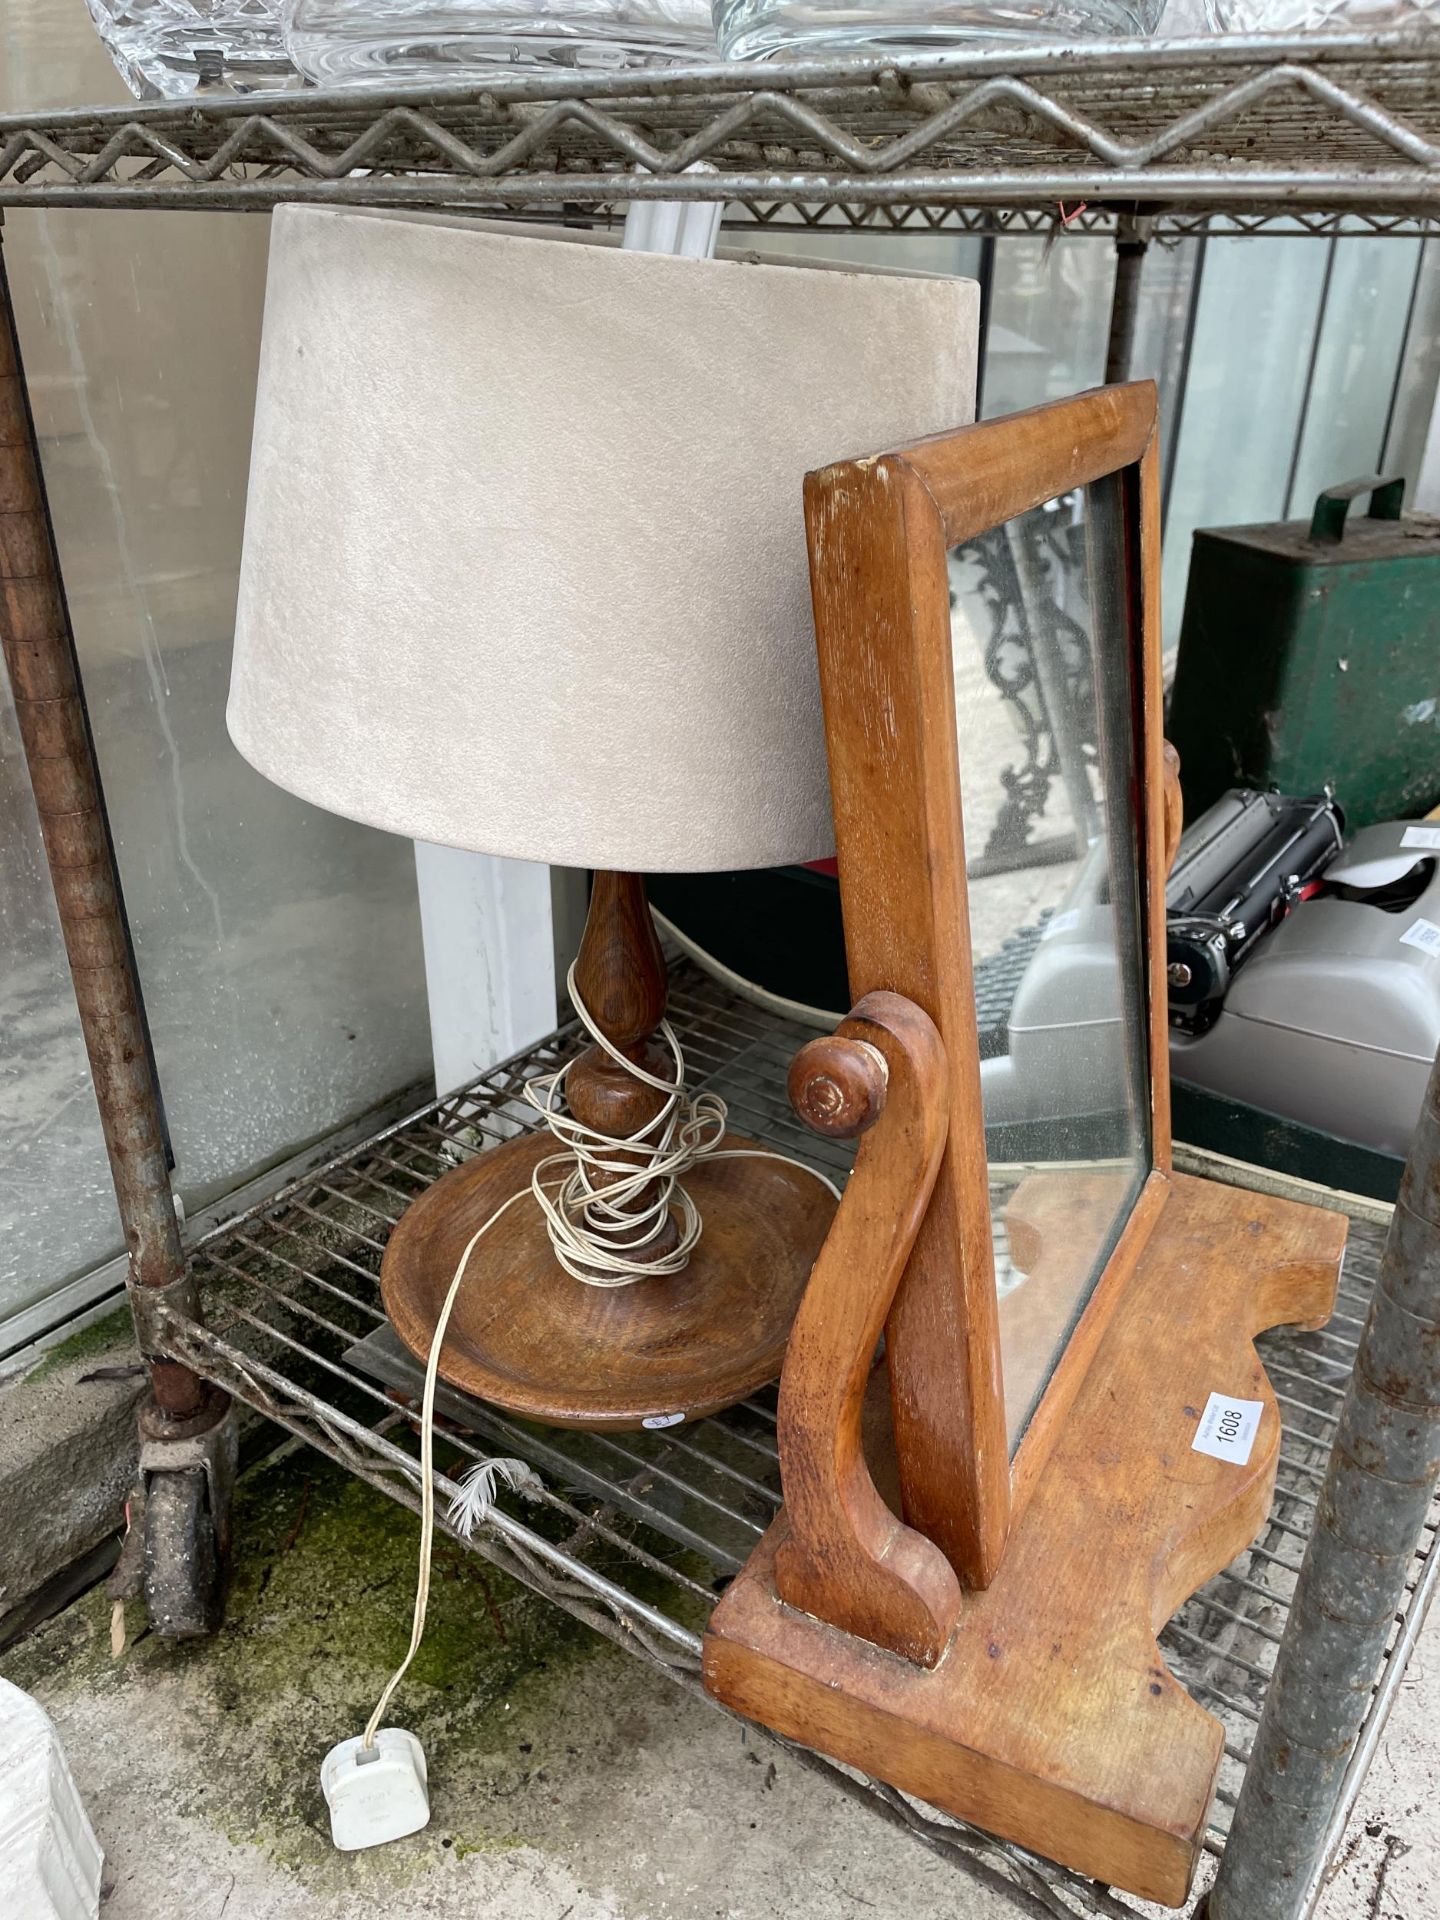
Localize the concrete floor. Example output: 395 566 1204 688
1312 1625 1440 1920
0 1446 1017 1920
2 1438 1436 1920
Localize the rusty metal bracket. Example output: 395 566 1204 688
124 1271 204 1367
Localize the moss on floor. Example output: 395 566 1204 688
24 1304 136 1383
3 1444 608 1887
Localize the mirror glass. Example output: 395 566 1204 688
948 477 1150 1448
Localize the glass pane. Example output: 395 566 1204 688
949 480 1150 1447
0 5 436 1329
1383 237 1440 487
981 234 1116 420
1126 235 1202 512
1161 233 1331 650
1287 230 1421 520
0 664 123 1322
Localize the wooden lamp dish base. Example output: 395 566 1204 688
377 867 835 1431
703 1168 1346 1906
380 1129 834 1431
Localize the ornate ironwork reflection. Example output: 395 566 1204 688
951 493 1098 866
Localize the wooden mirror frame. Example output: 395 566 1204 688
804 381 1169 1590
704 385 1347 1902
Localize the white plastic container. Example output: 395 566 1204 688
0 1679 103 1920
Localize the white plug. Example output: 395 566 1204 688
320 1728 429 1851
318 1229 540 1858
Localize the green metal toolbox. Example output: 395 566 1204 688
1168 476 1440 829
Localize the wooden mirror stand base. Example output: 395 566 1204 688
703 1172 1346 1906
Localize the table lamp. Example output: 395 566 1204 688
228 205 977 1431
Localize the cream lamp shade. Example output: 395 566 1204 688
228 206 978 871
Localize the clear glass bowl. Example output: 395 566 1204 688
83 0 297 98
712 0 1166 59
281 0 716 87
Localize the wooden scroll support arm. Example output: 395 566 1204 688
776 992 962 1668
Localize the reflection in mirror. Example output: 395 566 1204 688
948 479 1150 1449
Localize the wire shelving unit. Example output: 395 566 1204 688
4 27 1440 1920
147 963 1431 1920
2 30 1440 235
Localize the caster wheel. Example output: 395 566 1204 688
142 1466 227 1638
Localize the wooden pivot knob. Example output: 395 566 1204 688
789 1035 889 1140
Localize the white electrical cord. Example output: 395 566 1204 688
361 1192 538 1753
362 973 840 1746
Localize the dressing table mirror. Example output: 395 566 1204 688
703 384 1348 1906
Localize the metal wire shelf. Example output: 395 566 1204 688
147 959 1436 1920
2 20 1433 1914
5 31 1440 234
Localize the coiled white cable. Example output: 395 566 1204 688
361 972 839 1750
522 962 838 1285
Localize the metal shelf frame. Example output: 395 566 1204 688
3 26 1440 1920
2 31 1440 234
144 966 1437 1920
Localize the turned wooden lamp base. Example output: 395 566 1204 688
380 869 835 1431
380 1128 832 1430
704 1170 1346 1906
